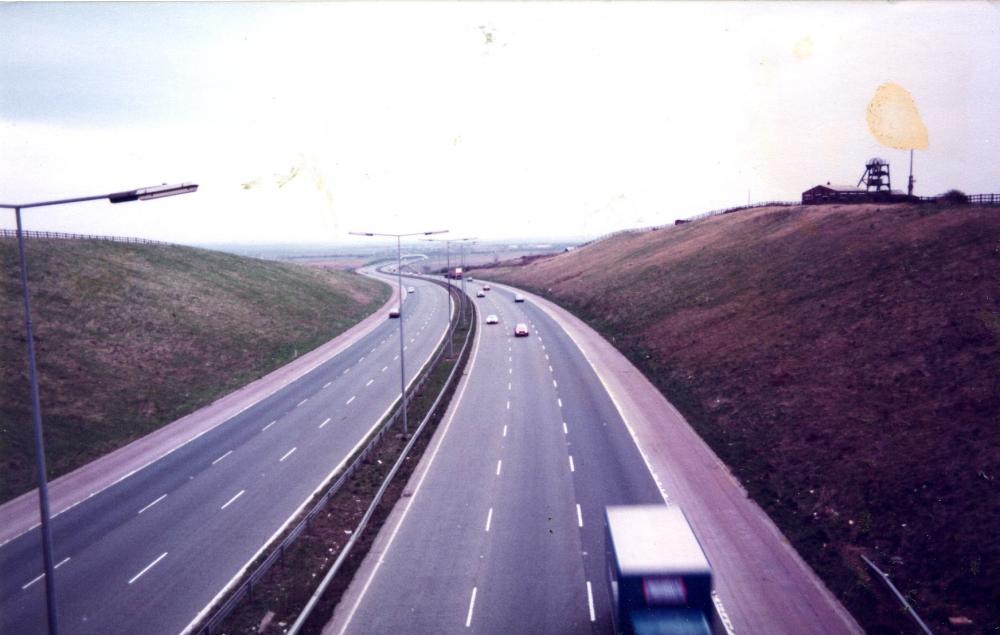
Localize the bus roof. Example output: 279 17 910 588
606 505 711 576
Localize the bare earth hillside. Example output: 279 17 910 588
484 203 999 634
0 240 389 503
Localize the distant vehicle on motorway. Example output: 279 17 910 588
476 290 486 298
483 284 491 291
407 286 415 293
605 505 720 635
388 307 400 318
514 294 525 303
486 314 499 324
513 323 529 337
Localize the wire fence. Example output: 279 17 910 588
194 277 472 635
967 193 1000 205
0 229 168 245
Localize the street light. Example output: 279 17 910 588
458 239 477 327
349 229 447 435
0 182 198 635
422 237 476 358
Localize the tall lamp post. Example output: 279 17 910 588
0 182 198 635
459 240 477 327
422 237 476 358
350 229 447 435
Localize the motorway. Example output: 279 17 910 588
330 278 861 635
332 281 666 634
0 269 450 635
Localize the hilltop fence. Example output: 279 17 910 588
580 192 1000 249
0 229 168 245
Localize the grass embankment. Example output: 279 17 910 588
0 240 389 503
483 203 999 634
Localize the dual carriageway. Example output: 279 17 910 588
0 267 860 634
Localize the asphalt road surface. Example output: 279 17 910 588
332 281 665 634
330 278 860 635
0 269 449 635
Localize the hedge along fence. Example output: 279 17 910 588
194 275 473 635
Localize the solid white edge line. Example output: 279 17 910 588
485 507 493 532
128 551 168 585
335 306 482 634
211 450 233 465
489 283 735 621
55 556 70 569
465 586 478 628
138 493 168 515
279 447 297 462
220 489 245 510
587 581 596 622
576 503 583 528
182 281 452 635
319 417 331 429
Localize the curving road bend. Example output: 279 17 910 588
328 279 861 634
331 281 665 634
0 268 450 635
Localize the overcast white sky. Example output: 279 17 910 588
1 2 998 245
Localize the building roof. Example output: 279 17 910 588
805 183 866 193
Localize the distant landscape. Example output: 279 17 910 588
0 240 389 503
482 202 1000 634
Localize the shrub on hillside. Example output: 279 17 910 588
939 189 970 204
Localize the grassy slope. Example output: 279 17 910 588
1 240 389 503
484 203 999 634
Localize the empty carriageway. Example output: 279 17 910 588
332 282 662 634
0 272 449 635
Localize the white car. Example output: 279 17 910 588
476 290 486 298
514 323 529 337
514 294 525 303
388 307 400 318
407 286 415 293
486 314 499 324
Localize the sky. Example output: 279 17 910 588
1 2 998 245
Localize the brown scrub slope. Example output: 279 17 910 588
0 239 389 503
484 202 1000 634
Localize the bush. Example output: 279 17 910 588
940 189 970 204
